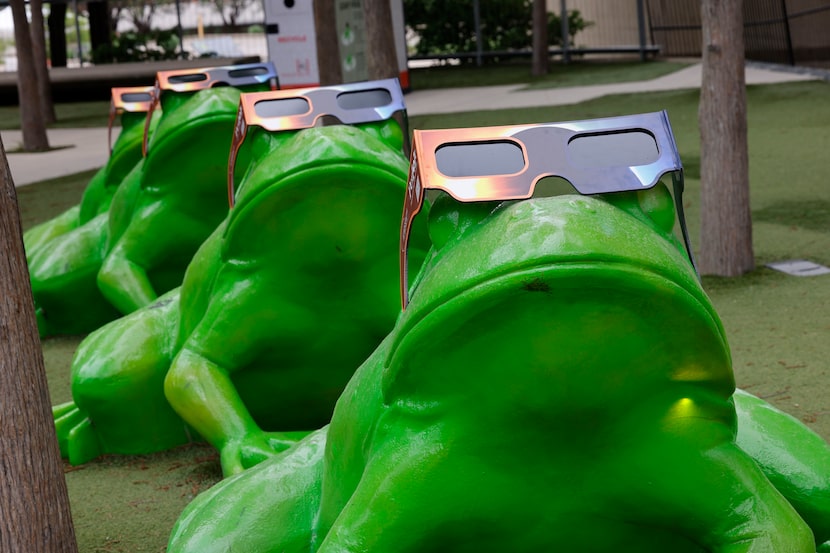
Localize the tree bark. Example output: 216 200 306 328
10 0 50 151
363 0 398 80
314 0 342 85
89 1 113 56
0 137 78 552
531 0 549 76
698 0 753 276
29 0 56 125
48 3 68 68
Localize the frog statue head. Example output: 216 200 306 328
169 112 830 553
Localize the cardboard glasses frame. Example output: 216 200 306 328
142 62 279 156
399 110 695 309
227 77 408 208
107 86 154 155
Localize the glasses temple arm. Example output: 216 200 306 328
671 170 698 278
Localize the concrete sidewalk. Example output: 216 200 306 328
2 61 822 188
2 128 110 187
403 61 818 115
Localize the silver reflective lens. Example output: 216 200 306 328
435 141 525 178
567 130 659 170
336 88 393 110
254 97 311 118
229 66 270 78
121 92 153 103
168 73 209 84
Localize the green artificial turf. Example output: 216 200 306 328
408 59 691 90
0 101 113 130
16 168 98 229
20 75 830 552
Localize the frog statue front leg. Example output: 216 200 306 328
27 110 160 337
163 123 428 476
96 87 248 315
53 288 191 463
169 190 830 552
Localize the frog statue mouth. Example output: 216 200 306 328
223 124 412 269
233 125 408 209
384 193 734 414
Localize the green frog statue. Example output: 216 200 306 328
30 62 277 337
168 112 830 552
24 86 157 255
25 86 159 335
54 79 431 477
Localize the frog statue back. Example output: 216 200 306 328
168 114 830 553
30 63 277 337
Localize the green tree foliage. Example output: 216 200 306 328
547 9 592 47
404 0 591 57
92 29 183 63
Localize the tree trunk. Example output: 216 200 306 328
698 0 753 276
29 0 56 125
88 1 112 56
531 0 549 76
0 137 78 552
48 2 68 68
363 0 398 80
10 0 50 151
314 0 342 85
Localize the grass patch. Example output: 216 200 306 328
520 60 692 90
0 100 111 130
409 86 702 130
409 59 691 90
21 76 830 552
753 200 830 232
17 168 96 229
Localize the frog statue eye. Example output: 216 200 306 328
359 119 405 153
427 192 501 251
637 181 676 235
601 181 677 239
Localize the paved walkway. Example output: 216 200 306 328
2 61 822 187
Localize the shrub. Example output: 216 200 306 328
404 0 592 59
92 28 187 63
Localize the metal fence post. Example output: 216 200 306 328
175 0 185 58
560 0 570 64
73 0 83 67
473 0 483 67
637 0 647 62
780 0 795 65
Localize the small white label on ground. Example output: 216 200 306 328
766 259 830 277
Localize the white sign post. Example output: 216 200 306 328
264 0 409 90
264 0 320 88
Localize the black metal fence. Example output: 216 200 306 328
646 0 830 68
0 0 267 71
406 0 658 65
7 0 828 74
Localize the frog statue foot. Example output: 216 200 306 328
53 401 102 465
168 114 830 552
53 290 198 462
